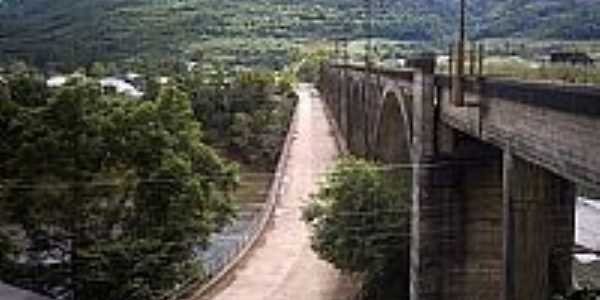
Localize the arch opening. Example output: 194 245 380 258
374 91 412 164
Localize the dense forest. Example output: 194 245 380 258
0 61 298 300
1 0 599 69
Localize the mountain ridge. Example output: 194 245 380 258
1 0 599 68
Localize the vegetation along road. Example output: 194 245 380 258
193 84 355 300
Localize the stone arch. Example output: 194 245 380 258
372 84 413 300
373 88 413 164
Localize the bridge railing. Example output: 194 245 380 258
327 62 415 82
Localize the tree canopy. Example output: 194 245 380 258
303 157 411 299
0 74 238 300
179 67 297 169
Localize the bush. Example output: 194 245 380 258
303 157 411 299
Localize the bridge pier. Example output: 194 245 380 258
411 68 446 300
410 158 450 300
411 88 575 300
348 81 368 156
504 151 575 300
432 133 575 300
437 134 505 300
340 72 350 140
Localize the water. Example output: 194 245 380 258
197 206 262 276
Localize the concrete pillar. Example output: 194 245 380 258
410 66 444 300
340 76 349 141
452 142 505 300
348 82 367 157
336 70 343 126
503 149 516 300
324 69 333 107
433 135 505 300
346 83 357 153
503 152 575 300
362 79 375 159
331 70 338 115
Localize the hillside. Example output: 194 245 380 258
1 0 599 69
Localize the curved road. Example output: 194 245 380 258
200 84 355 300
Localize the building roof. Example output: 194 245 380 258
0 282 51 300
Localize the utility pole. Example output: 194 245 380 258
453 0 466 106
459 0 466 76
334 38 340 62
364 0 374 69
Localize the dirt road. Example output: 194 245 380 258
208 84 355 300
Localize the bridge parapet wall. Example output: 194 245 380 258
437 76 600 190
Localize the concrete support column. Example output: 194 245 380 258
503 149 516 300
410 67 444 300
441 137 504 300
349 82 367 157
411 161 449 300
334 70 344 128
363 80 373 159
346 83 356 152
336 70 343 126
324 68 337 112
340 77 349 141
331 70 339 109
503 152 575 300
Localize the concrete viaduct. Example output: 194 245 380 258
318 60 600 300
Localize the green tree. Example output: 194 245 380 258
142 75 162 101
0 77 10 101
294 48 330 83
180 67 296 169
88 62 108 78
4 66 48 106
0 80 238 300
303 157 411 299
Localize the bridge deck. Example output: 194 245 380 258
198 84 355 300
